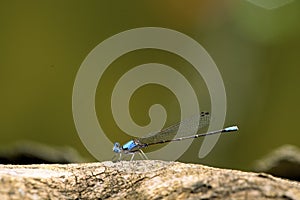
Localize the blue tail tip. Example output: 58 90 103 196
224 126 239 132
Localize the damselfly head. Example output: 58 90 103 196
113 142 122 153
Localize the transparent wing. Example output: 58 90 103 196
137 111 210 145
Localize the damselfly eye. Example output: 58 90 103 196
114 142 120 148
113 142 122 153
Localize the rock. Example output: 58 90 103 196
0 141 86 164
0 160 299 199
254 144 300 181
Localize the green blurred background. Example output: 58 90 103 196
0 0 299 170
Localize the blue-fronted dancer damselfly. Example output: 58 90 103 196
112 112 238 161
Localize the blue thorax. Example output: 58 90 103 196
122 140 138 151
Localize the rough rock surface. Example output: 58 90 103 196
0 161 299 199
